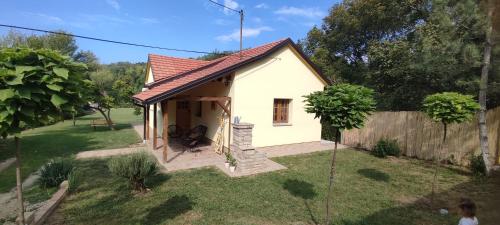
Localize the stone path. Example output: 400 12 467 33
0 172 41 223
75 146 146 159
258 140 346 158
133 124 345 177
0 158 15 173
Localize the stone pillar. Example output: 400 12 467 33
233 123 255 152
232 123 267 173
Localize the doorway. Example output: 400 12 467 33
176 101 191 131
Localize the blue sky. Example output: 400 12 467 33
0 0 339 64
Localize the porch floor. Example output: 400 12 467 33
133 124 345 176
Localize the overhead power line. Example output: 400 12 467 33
0 23 225 55
207 0 244 59
208 0 240 13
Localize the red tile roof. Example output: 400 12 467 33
148 54 211 80
133 38 326 104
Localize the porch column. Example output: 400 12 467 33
153 103 158 149
145 104 150 140
142 105 146 143
161 100 168 163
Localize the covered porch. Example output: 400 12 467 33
135 73 235 162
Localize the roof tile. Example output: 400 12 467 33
134 38 289 102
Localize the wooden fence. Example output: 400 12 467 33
342 107 500 166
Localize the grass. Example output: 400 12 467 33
46 150 500 225
0 108 142 192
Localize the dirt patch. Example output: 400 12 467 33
395 195 419 205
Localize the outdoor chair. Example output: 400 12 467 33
167 124 184 138
181 125 208 152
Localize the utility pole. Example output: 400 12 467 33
208 0 244 59
239 9 244 59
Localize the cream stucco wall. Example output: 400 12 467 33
144 44 325 148
145 65 154 84
232 44 326 147
182 79 234 147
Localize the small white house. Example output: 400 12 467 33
133 38 330 162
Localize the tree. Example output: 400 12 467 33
0 48 87 223
422 92 479 207
304 83 375 225
73 50 100 72
88 69 116 129
478 0 496 175
0 29 78 57
195 49 234 61
299 0 497 111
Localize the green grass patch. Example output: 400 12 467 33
0 108 141 192
46 150 500 225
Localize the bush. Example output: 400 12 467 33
372 138 401 158
39 159 74 188
108 152 158 192
67 168 82 193
469 154 486 177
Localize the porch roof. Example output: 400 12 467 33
132 38 329 105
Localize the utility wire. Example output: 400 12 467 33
0 23 226 55
208 0 240 13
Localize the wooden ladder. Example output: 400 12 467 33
213 111 227 154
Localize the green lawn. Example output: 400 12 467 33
46 150 500 225
0 108 142 192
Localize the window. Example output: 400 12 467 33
273 99 290 124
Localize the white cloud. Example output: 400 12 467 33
255 3 268 9
140 17 160 24
80 14 132 24
24 12 64 24
274 6 324 18
223 0 239 15
106 0 120 11
216 26 273 42
214 18 232 26
252 17 262 23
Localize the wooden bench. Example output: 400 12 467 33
90 119 114 130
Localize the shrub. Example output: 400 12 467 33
108 152 158 192
372 138 401 158
469 154 486 177
39 159 74 188
67 168 82 193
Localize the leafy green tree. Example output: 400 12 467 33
304 83 375 225
0 48 87 223
88 69 116 129
422 92 479 207
73 50 100 72
299 0 499 111
0 29 78 57
196 49 234 61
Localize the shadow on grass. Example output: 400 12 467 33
146 174 171 189
339 172 500 225
357 168 390 182
142 195 194 225
283 179 319 225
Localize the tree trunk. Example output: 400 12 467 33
15 137 25 225
479 0 495 175
431 123 447 209
90 106 114 130
325 129 340 225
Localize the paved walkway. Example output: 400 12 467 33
133 124 346 177
75 147 146 159
0 158 15 173
258 140 346 158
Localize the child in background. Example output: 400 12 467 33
458 198 479 225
